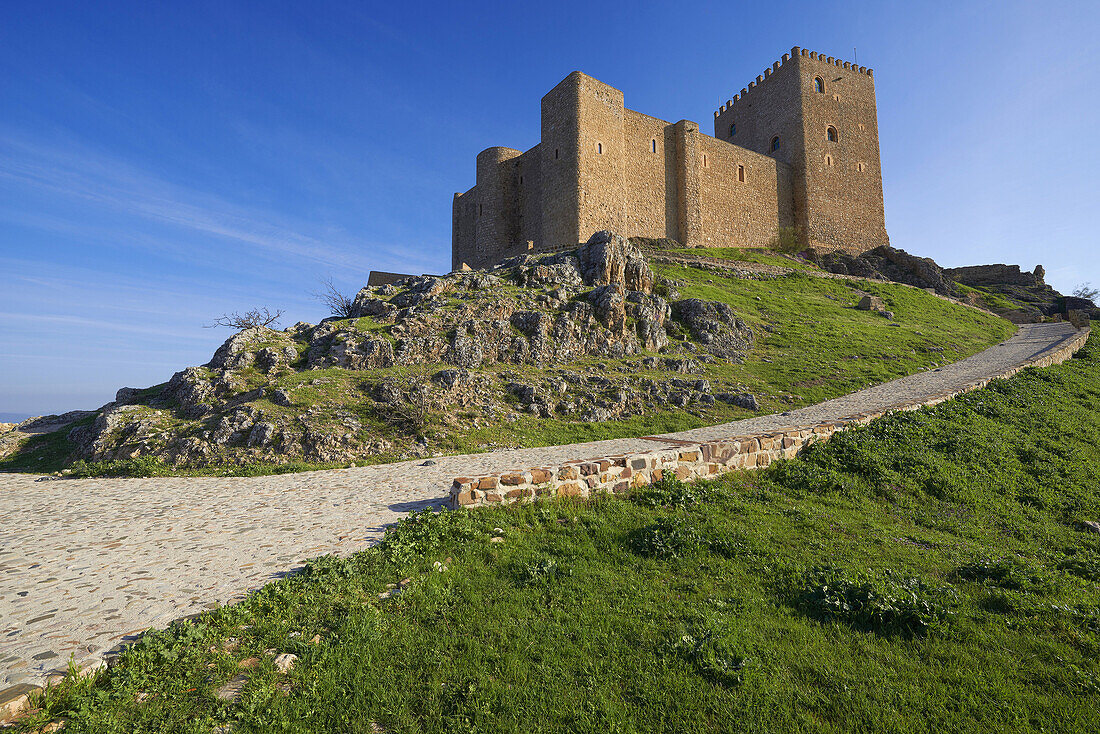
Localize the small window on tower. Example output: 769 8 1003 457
825 154 834 166
858 123 866 131
737 164 745 182
857 162 866 172
814 77 825 93
702 154 708 167
479 204 483 215
827 126 838 142
555 148 560 159
770 136 780 153
729 122 737 137
651 139 657 153
597 142 603 154
519 176 524 185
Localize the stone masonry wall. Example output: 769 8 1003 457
714 47 888 256
449 326 1090 509
455 50 889 270
623 110 676 239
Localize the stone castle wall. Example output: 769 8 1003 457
453 49 888 270
714 48 888 255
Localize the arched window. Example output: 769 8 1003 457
824 154 834 166
814 77 825 93
770 136 780 153
597 142 603 154
827 126 838 142
729 122 737 137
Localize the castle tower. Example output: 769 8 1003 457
714 48 888 254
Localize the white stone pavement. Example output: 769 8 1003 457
0 322 1084 686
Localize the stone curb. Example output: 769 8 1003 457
448 325 1089 509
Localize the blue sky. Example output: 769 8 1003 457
1 0 1097 417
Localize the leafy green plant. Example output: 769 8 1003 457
631 475 713 509
794 565 957 637
630 516 702 558
68 455 173 478
955 556 1059 594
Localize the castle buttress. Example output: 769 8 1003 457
452 47 888 271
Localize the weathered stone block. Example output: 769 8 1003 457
500 472 529 486
530 468 552 484
679 450 700 462
558 482 585 498
478 477 499 490
558 465 580 481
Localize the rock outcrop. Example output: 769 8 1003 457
51 232 757 469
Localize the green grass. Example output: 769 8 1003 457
24 326 1100 732
668 247 819 271
664 268 1016 406
0 269 1015 478
954 282 1020 312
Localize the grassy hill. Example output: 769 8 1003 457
22 326 1099 732
0 237 1013 478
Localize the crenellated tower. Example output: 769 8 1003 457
714 47 888 254
453 48 889 271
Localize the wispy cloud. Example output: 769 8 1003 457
0 133 441 276
0 312 213 340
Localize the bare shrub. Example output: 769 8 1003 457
205 307 284 330
1072 282 1098 302
314 277 356 318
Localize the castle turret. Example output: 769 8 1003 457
714 47 888 254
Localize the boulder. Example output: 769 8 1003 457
857 296 885 311
576 231 654 293
671 299 753 359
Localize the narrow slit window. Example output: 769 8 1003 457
479 204 483 215
770 136 780 153
555 148 559 159
651 139 657 153
737 164 745 182
597 142 603 154
702 154 708 167
857 162 866 172
729 122 736 137
825 154 834 166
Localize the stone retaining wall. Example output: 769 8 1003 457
449 325 1090 509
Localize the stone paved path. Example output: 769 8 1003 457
0 322 1083 686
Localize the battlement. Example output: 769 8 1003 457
715 46 873 117
454 50 889 270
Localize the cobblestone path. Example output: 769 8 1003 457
0 322 1083 686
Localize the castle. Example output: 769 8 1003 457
452 47 888 271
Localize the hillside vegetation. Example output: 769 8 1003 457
0 234 1013 477
22 326 1100 732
